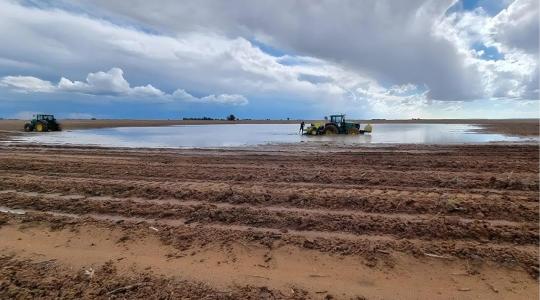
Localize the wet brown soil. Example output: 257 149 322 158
0 143 538 299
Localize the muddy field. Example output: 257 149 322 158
0 143 538 299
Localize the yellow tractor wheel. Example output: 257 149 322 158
347 127 359 135
35 122 45 132
323 125 339 135
363 124 373 133
306 127 317 135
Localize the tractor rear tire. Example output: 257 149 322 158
49 123 59 131
323 125 339 135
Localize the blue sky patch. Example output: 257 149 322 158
249 39 288 57
447 0 513 16
473 42 504 60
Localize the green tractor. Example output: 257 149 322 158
24 114 61 132
304 114 372 135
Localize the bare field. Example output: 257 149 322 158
0 143 538 299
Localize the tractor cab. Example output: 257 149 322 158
329 114 345 125
326 114 360 134
35 114 56 122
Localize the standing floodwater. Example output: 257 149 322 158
10 123 533 148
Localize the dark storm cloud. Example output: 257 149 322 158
68 0 490 100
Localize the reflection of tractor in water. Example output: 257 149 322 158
303 114 372 135
24 114 61 132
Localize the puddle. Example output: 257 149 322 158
9 124 534 148
0 206 26 215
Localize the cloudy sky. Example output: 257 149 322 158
0 0 538 119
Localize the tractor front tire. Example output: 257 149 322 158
24 123 32 132
323 125 339 135
35 122 48 132
347 127 360 135
305 127 316 135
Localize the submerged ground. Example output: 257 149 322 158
0 119 538 299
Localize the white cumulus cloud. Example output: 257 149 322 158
1 67 249 106
434 0 539 100
172 89 247 106
57 68 164 97
0 76 55 93
2 67 165 97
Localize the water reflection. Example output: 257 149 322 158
12 123 533 148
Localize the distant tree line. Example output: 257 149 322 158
182 117 217 120
182 114 238 121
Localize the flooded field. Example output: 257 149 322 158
10 123 533 148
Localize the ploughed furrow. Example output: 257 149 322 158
0 175 537 223
0 157 537 191
1 189 534 228
0 210 537 278
0 143 538 289
0 253 303 299
0 145 538 190
0 144 537 173
0 192 537 245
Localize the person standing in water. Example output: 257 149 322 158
299 121 305 134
